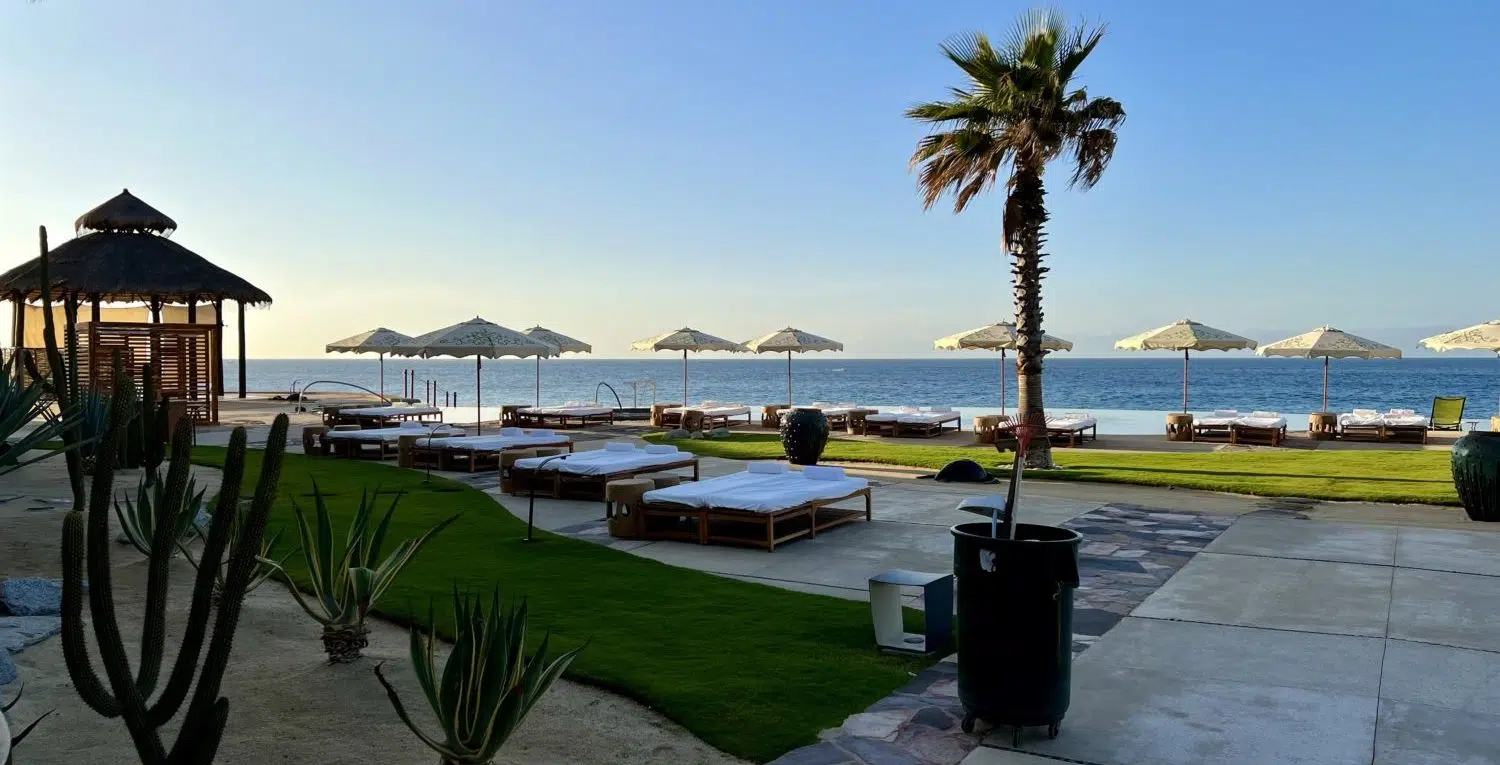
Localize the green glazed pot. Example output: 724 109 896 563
780 407 830 466
1451 431 1500 522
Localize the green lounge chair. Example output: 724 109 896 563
1430 396 1466 430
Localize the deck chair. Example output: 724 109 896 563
1430 396 1466 430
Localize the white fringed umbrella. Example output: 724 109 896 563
1421 320 1500 413
326 327 413 397
743 327 844 406
1115 319 1257 412
1258 326 1400 412
631 327 747 403
936 322 1073 414
393 317 557 433
523 326 591 407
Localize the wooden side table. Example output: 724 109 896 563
1165 412 1194 442
651 403 682 427
762 404 789 428
501 404 524 428
1309 412 1338 441
301 425 329 456
605 478 655 538
973 415 1005 445
847 409 871 435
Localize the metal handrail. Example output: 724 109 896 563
291 380 392 412
594 382 624 409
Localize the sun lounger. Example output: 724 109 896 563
865 407 961 438
323 422 463 459
1044 412 1097 446
1192 410 1241 441
333 405 443 428
406 428 574 472
509 443 700 500
516 402 615 428
663 402 753 429
639 464 872 551
790 402 869 429
1230 412 1287 446
1340 409 1428 443
1382 409 1429 444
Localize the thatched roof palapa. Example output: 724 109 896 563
0 189 271 305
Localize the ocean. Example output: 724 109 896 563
225 357 1499 435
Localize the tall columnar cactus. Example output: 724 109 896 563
120 364 170 477
36 226 86 510
61 362 291 764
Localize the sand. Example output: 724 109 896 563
0 460 745 765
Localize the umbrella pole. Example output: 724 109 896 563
787 351 793 407
536 355 541 408
1323 356 1329 412
476 356 482 436
1183 349 1190 413
1001 349 1007 414
379 353 384 399
682 349 688 404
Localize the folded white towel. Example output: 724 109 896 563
1352 408 1378 418
1250 411 1279 418
644 444 679 455
837 402 857 408
803 465 846 481
747 462 788 475
500 427 525 436
1064 411 1090 419
530 429 556 437
1212 410 1239 417
604 442 636 453
1388 408 1416 416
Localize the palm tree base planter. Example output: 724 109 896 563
323 626 371 663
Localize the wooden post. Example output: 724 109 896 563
237 300 247 398
212 298 225 396
12 297 24 349
186 296 197 324
150 298 162 323
90 295 101 325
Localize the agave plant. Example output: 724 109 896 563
179 499 297 607
264 483 458 663
2 685 53 765
0 351 81 478
374 590 582 765
114 468 207 556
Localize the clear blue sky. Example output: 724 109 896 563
3 0 1497 358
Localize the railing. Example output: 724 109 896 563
594 382 624 409
291 380 392 412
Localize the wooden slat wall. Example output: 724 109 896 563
78 322 219 423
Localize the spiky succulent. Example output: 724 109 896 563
114 469 206 556
263 483 457 662
374 589 582 765
2 685 53 765
180 498 296 603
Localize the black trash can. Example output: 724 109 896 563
951 521 1082 745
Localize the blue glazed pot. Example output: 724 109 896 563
780 407 830 466
1451 431 1500 522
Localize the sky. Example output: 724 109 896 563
2 0 1498 359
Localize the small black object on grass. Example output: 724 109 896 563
934 459 998 484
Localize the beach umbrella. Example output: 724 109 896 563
1421 320 1500 413
523 326 592 407
743 327 844 406
392 317 557 434
630 327 748 404
1114 319 1257 412
935 322 1073 414
1258 326 1400 412
325 327 414 397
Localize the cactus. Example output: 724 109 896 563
36 226 86 511
60 359 291 764
119 364 170 477
179 498 296 608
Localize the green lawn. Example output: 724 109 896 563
192 447 927 763
645 433 1459 505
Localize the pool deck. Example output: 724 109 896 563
190 416 1500 764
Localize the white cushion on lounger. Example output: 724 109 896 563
1047 416 1097 429
326 425 458 441
642 470 782 507
697 473 870 513
1249 411 1279 419
802 465 845 481
864 413 899 422
1197 416 1238 427
698 405 750 417
604 442 635 453
513 449 691 475
429 434 569 450
1238 417 1286 429
1340 412 1382 426
1388 409 1416 416
897 412 960 424
748 462 788 474
343 405 440 418
1212 410 1239 417
500 427 525 436
644 444 679 455
1352 409 1379 418
1384 414 1427 427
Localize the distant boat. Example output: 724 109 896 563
831 368 845 373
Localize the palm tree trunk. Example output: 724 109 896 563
1006 163 1054 469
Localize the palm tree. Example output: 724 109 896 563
907 9 1124 468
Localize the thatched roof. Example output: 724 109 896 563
0 190 271 305
75 189 177 235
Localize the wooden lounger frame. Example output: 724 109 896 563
865 415 962 439
1229 422 1287 447
638 486 872 551
516 409 616 429
408 439 574 473
337 409 443 429
509 457 701 501
660 409 754 429
1045 422 1096 447
1340 422 1428 445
